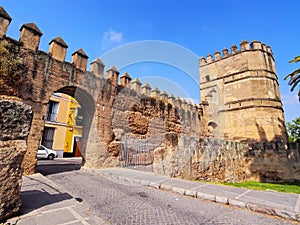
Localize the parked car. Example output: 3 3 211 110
37 145 58 160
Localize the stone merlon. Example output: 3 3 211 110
120 72 132 87
49 36 68 48
106 66 119 85
49 36 68 62
151 86 160 98
199 40 274 66
0 6 12 22
90 58 105 78
131 78 142 95
72 48 88 59
19 23 42 51
0 6 11 38
72 48 89 71
20 23 43 36
141 82 151 96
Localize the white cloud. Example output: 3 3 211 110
281 92 299 105
102 29 123 50
281 92 299 122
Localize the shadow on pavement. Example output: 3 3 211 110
20 190 73 214
36 162 81 176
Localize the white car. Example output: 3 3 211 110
37 145 58 160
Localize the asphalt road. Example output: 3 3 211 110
36 159 295 225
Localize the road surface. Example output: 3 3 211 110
36 159 295 225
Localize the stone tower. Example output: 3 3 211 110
199 40 287 143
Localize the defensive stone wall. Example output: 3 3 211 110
0 96 33 221
0 6 122 174
0 5 202 174
0 5 298 193
111 74 202 174
179 138 300 182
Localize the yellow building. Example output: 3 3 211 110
64 96 83 157
41 93 83 157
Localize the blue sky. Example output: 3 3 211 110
1 0 299 122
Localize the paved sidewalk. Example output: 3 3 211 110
7 173 108 225
93 167 300 222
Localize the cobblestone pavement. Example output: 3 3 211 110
44 169 296 225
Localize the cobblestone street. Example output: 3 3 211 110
38 161 295 225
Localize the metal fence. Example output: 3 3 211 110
119 135 163 171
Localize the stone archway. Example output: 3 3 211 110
21 86 97 174
54 86 95 164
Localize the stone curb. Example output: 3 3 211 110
99 171 300 222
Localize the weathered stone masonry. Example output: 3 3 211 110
0 6 124 175
0 96 33 221
0 6 202 177
0 5 299 186
199 40 287 142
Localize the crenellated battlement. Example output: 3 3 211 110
0 8 116 78
199 40 273 66
0 5 200 121
119 72 201 117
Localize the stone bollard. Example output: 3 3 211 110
0 96 33 221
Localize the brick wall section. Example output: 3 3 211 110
0 96 33 221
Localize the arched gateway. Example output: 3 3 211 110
0 8 125 174
2 6 299 185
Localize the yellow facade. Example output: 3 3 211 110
43 93 82 156
64 97 83 154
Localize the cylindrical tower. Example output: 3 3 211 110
199 40 287 143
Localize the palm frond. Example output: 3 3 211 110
288 74 300 85
289 56 300 63
286 56 300 102
284 68 300 80
290 79 300 92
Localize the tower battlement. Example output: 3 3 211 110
199 40 273 66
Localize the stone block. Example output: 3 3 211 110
246 203 275 215
215 196 228 204
111 174 119 180
196 192 215 201
124 176 133 183
228 199 246 208
118 175 126 181
133 178 141 184
160 184 172 191
140 179 150 186
172 187 185 195
150 182 160 189
185 189 197 197
274 208 296 220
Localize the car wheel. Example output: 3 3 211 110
48 154 55 160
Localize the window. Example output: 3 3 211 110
41 127 55 149
205 75 210 82
46 100 59 122
75 107 83 126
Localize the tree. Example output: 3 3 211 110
286 117 300 142
284 56 300 101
